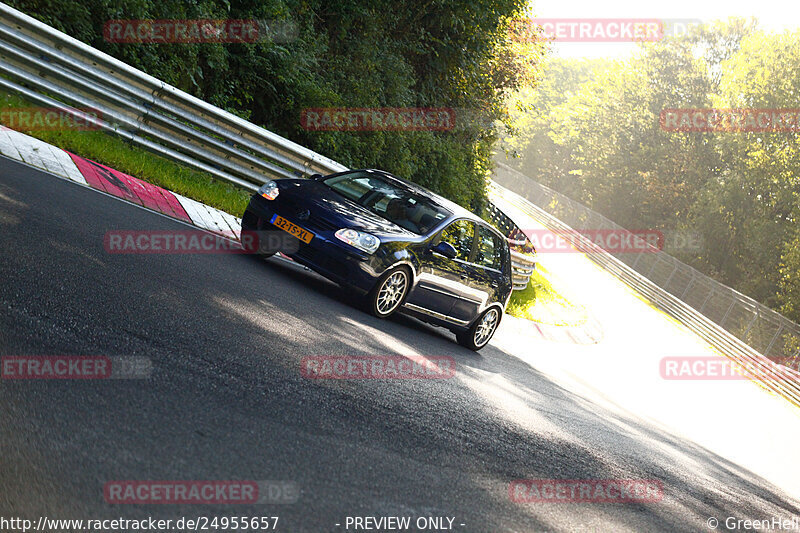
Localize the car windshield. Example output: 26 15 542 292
323 172 451 234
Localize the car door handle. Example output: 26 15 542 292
460 274 469 280
490 281 499 288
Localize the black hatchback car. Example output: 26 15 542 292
241 169 513 350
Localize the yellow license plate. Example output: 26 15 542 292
270 214 314 244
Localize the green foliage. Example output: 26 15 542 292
506 267 587 326
779 232 800 321
6 0 546 213
0 92 250 215
499 19 800 318
497 57 604 199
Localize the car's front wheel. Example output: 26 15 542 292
367 267 410 318
240 211 277 258
457 307 501 351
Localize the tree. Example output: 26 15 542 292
6 0 547 211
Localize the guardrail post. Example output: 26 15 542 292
680 272 696 299
662 263 678 289
764 324 785 357
646 253 662 277
699 285 715 314
720 299 737 328
742 309 759 338
630 250 644 270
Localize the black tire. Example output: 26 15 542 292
240 211 277 259
240 230 277 259
366 267 411 318
456 307 502 351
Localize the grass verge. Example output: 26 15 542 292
507 265 589 327
3 93 592 328
0 92 251 216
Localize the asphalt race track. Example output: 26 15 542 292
1 157 799 532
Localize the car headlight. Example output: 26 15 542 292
335 228 380 254
258 180 280 200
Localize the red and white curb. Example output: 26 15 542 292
0 126 242 241
0 127 601 343
528 316 603 345
504 314 604 345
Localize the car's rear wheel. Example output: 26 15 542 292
457 307 501 351
367 267 410 318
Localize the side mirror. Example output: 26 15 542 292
430 241 457 259
309 173 324 180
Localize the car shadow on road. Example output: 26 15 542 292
256 253 479 347
225 254 800 531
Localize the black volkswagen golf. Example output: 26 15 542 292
241 169 513 350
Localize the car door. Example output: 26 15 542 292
405 219 477 323
448 224 505 323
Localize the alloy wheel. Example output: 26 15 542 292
473 308 499 347
376 270 408 315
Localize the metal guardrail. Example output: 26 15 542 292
0 2 535 291
490 180 800 408
493 162 800 366
485 200 536 290
6 3 797 402
0 3 347 191
509 250 536 290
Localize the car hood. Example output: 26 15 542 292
277 179 421 240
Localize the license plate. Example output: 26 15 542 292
270 214 314 244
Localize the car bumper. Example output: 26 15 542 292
243 195 382 294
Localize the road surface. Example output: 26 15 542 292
1 157 798 532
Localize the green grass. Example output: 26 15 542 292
0 92 251 216
2 93 592 328
507 265 589 327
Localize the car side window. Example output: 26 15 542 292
439 220 476 262
475 225 503 270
